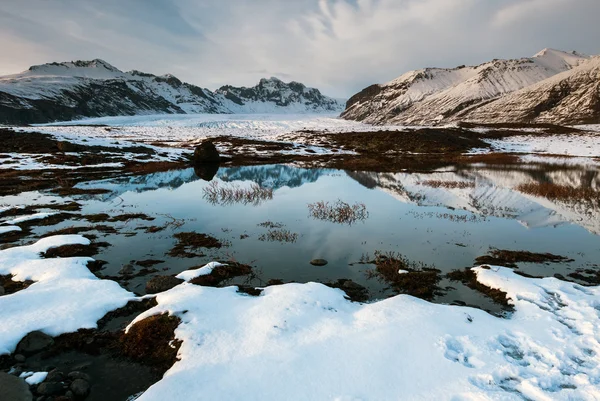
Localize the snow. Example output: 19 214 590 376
344 48 591 125
486 134 600 158
4 212 57 225
0 235 134 355
0 60 343 114
175 262 225 281
130 265 600 401
0 225 21 234
20 371 48 385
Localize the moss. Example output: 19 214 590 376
120 314 181 371
42 241 111 258
190 262 253 287
365 251 441 300
447 268 512 308
0 274 34 295
475 249 573 268
167 232 223 258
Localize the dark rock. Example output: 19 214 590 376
45 369 65 382
37 381 64 396
16 331 54 356
145 275 184 294
193 141 220 164
14 353 26 362
0 371 33 401
67 371 91 382
193 163 219 181
326 279 369 302
0 285 5 295
119 264 135 276
70 379 90 398
310 259 328 266
65 390 75 399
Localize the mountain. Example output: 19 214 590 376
462 56 600 125
0 59 344 125
341 49 594 125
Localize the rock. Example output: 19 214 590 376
14 353 26 362
0 371 33 401
16 331 54 356
193 141 220 164
145 275 184 294
65 390 75 398
193 163 219 181
0 285 5 295
310 259 328 266
67 371 91 382
70 379 90 398
119 264 135 276
37 381 64 396
45 369 65 382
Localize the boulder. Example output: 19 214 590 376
310 259 328 266
193 141 220 164
0 285 5 296
16 331 54 356
67 371 91 382
0 372 32 401
70 378 91 398
145 275 184 294
37 381 64 396
193 163 220 181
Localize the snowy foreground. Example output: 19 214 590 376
1 236 599 400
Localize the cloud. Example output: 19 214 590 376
0 0 599 97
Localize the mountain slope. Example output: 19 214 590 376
0 60 344 125
462 56 600 125
341 49 591 125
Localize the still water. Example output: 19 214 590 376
43 162 600 309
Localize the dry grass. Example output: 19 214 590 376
475 249 573 268
258 221 285 229
365 251 441 300
203 181 273 206
308 199 369 225
167 232 223 258
258 229 299 243
419 180 476 189
516 182 600 208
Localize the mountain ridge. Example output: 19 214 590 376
0 60 344 125
341 48 596 125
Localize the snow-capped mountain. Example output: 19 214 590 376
0 59 344 125
341 49 593 125
462 56 600 125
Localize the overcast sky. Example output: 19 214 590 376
1 0 599 98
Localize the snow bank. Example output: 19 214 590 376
0 235 135 355
5 212 57 225
131 266 600 401
0 225 21 234
175 262 225 281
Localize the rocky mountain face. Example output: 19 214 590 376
342 49 598 125
0 60 344 125
462 56 600 125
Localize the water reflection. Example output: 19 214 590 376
75 162 600 307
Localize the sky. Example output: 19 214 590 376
1 0 599 98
